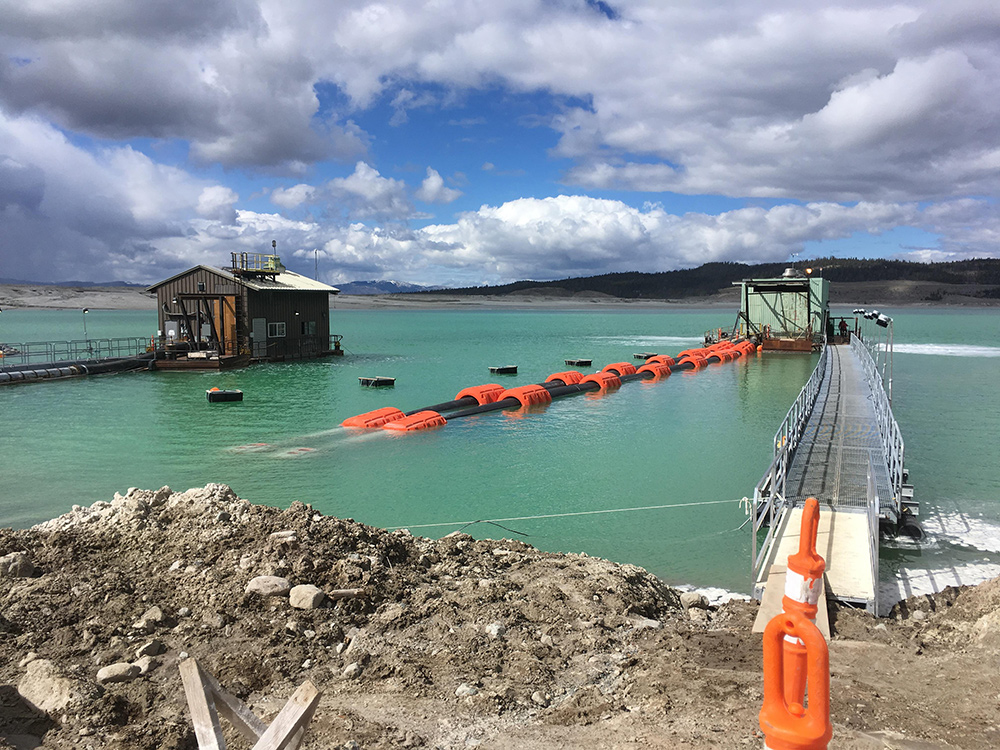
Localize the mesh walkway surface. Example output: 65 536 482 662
784 345 893 511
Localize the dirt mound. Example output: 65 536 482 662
2 485 999 749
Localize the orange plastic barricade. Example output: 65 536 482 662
601 361 637 376
579 371 621 390
497 384 553 407
782 498 826 706
382 410 447 432
342 406 406 428
759 610 831 750
636 362 672 380
455 383 505 405
545 370 584 385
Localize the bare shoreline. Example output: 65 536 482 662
1 281 998 311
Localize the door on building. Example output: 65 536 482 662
252 317 267 357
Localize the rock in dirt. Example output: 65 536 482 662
96 663 140 685
135 640 165 658
680 591 709 610
132 605 169 632
17 659 100 714
289 584 326 609
0 551 36 578
133 656 160 675
246 575 291 597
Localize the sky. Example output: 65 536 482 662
0 1 998 287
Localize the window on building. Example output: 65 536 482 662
267 322 286 338
197 281 206 292
301 320 316 335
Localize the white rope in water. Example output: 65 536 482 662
390 497 743 531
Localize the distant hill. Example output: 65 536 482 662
337 279 441 295
0 278 146 288
434 258 1000 300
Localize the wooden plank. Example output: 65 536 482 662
179 659 227 750
200 667 268 743
251 680 321 750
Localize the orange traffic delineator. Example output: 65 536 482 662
342 406 406 428
781 498 826 710
455 383 505 405
602 361 637 376
760 610 831 750
497 384 553 407
784 498 825 620
382 410 447 431
579 371 622 390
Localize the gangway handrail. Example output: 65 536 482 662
866 454 880 615
0 337 150 368
751 343 829 582
851 335 904 518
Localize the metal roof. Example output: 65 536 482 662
147 265 339 294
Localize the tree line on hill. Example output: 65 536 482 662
436 258 1000 299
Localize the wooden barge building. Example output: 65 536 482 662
147 251 342 370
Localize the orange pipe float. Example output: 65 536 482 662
545 370 584 385
342 406 406 428
497 384 553 407
454 383 505 405
382 410 447 432
580 371 621 390
602 361 637 376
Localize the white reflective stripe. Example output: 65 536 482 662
783 633 803 646
784 568 821 605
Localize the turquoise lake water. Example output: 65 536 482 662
2 305 998 600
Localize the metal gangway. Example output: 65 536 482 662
751 334 906 618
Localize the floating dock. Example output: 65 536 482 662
359 376 396 387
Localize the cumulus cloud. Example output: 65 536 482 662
196 186 239 223
261 195 974 288
415 168 462 204
326 162 413 220
271 183 317 209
